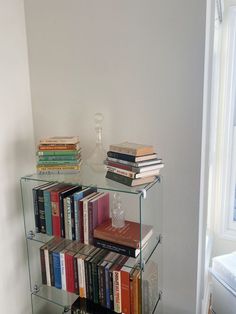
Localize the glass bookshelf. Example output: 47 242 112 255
21 168 163 313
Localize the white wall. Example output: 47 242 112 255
24 1 206 313
0 0 36 313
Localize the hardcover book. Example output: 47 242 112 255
107 165 161 179
107 151 157 162
37 149 81 156
94 219 153 249
109 142 154 157
107 156 162 168
64 242 84 293
105 159 163 173
50 184 73 237
33 182 56 233
106 171 156 187
120 258 138 314
39 136 80 144
93 237 144 258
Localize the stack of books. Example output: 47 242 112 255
105 142 164 186
36 136 82 174
93 218 153 258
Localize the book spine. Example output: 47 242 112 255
40 246 47 284
51 191 61 237
113 269 122 313
105 264 111 309
65 253 75 293
106 160 133 171
109 268 114 310
44 190 53 236
107 151 136 162
88 259 94 301
38 144 79 150
106 171 133 186
73 254 79 294
88 201 95 245
79 201 84 243
53 252 62 289
84 258 90 299
91 261 99 303
98 264 106 306
63 198 69 239
44 249 51 286
37 164 81 171
74 198 80 241
37 159 80 165
70 196 76 241
121 270 131 314
77 258 84 298
83 200 89 244
93 238 138 258
60 251 66 290
38 189 46 233
38 155 80 161
66 197 72 239
37 150 80 156
49 249 55 286
32 187 40 233
107 166 135 178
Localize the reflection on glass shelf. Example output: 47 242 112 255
32 285 78 310
21 164 161 195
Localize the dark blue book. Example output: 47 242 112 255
52 239 72 289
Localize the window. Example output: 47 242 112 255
216 5 236 238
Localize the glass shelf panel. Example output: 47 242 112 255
26 232 161 270
21 164 161 195
32 285 77 310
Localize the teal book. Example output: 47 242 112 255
44 183 59 235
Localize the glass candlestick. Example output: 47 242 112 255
112 192 125 228
87 112 106 172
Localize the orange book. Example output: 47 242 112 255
121 258 138 314
94 219 153 249
38 143 80 150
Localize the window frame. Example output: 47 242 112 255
217 5 236 239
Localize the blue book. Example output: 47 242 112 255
52 239 71 289
73 187 97 241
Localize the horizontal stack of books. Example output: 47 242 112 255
105 142 164 186
40 237 158 314
36 136 82 174
93 218 153 258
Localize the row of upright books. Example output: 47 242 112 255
33 182 109 244
36 136 82 174
105 142 164 186
40 237 158 314
33 182 154 258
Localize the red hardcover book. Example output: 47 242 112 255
64 242 84 293
51 184 71 237
121 258 138 314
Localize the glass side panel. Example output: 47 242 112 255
21 165 161 194
140 177 163 313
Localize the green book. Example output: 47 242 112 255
37 149 81 156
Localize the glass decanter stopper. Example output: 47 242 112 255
112 192 125 228
87 113 106 172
